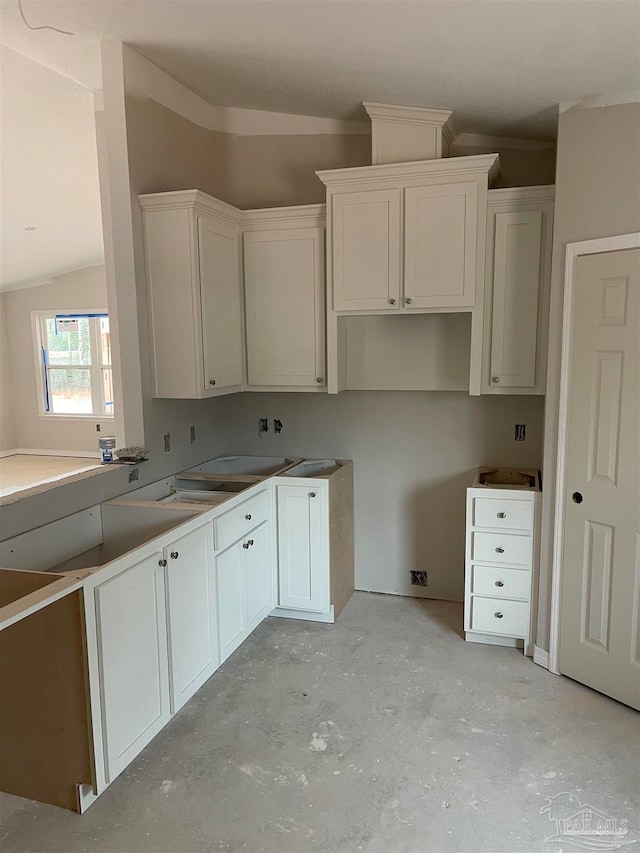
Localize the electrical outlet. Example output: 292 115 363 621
190 425 196 444
164 433 171 452
258 418 269 433
410 571 428 587
514 424 526 441
274 419 283 433
128 468 139 483
95 423 101 433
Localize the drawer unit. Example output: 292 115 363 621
470 564 530 600
471 531 530 566
213 488 270 551
465 473 540 655
469 596 529 638
472 497 532 531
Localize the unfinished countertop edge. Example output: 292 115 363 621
0 463 120 508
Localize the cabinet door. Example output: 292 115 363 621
95 553 170 783
244 228 325 386
245 522 272 631
276 484 327 612
332 189 401 311
198 215 242 391
404 182 478 308
215 538 247 662
165 523 219 713
489 210 543 388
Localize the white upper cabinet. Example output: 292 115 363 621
483 186 555 395
404 182 478 309
139 190 243 399
242 206 326 389
332 189 401 310
317 155 499 316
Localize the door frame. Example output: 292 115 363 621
549 232 640 674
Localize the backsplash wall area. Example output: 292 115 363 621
221 391 544 602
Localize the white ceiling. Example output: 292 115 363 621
1 0 638 289
0 45 104 290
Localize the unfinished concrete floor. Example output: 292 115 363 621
1 592 638 853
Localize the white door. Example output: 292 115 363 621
95 553 171 783
277 484 326 612
332 189 401 311
559 248 640 710
245 522 272 631
489 210 543 388
404 182 478 309
165 523 219 713
244 228 325 386
215 538 247 662
198 215 242 391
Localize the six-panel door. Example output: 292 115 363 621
198 215 243 391
276 484 326 612
244 228 326 386
94 553 171 783
332 189 401 311
404 182 478 309
164 523 220 713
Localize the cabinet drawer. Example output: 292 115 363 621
471 531 530 566
214 489 270 551
473 497 532 531
469 596 529 637
470 564 530 600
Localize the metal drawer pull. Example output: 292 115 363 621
495 547 505 553
170 551 179 560
495 580 504 587
497 512 506 518
494 612 504 619
245 514 252 520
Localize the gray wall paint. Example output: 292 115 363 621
537 102 640 650
221 391 544 601
0 295 16 451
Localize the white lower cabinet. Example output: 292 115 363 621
215 520 273 662
94 552 171 784
164 523 219 713
276 484 327 613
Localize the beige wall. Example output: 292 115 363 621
450 142 556 187
0 295 16 451
538 102 640 650
2 266 110 453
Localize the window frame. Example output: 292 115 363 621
32 309 114 420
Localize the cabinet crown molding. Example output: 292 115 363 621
316 153 500 188
488 185 556 206
138 189 243 225
363 102 458 145
242 204 326 230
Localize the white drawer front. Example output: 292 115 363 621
214 489 270 551
471 564 531 600
472 531 531 566
473 497 533 531
470 596 529 637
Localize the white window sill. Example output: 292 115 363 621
38 414 115 423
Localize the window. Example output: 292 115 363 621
34 312 114 417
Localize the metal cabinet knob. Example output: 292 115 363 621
243 542 249 549
209 379 216 386
492 377 500 383
316 377 324 383
309 492 316 498
494 612 504 619
572 492 583 504
405 297 413 305
388 298 396 305
497 512 506 519
249 539 254 546
170 551 179 560
495 580 504 588
245 514 252 521
158 559 167 568
495 546 505 553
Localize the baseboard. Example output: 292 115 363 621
0 448 100 459
533 645 549 669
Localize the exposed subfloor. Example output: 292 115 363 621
1 592 638 853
